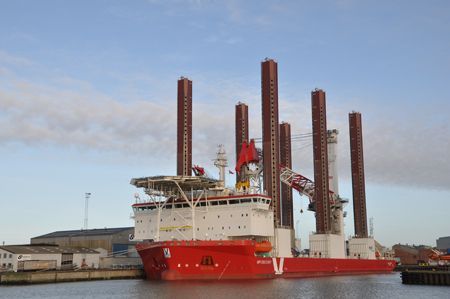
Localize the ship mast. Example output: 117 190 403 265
213 144 228 188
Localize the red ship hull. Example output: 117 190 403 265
136 240 396 281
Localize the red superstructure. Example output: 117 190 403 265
136 240 396 280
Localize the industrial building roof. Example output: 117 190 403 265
31 227 133 239
0 245 99 254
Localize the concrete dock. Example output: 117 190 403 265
0 269 145 285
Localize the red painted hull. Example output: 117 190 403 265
136 240 396 281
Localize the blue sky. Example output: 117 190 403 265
1 0 449 247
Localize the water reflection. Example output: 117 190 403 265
1 274 448 299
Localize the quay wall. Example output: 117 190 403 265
401 270 450 286
0 269 144 285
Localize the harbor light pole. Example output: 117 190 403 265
84 192 91 230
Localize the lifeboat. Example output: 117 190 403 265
254 240 272 253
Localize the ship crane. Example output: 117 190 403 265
280 165 341 211
235 139 263 194
279 165 347 235
279 166 316 211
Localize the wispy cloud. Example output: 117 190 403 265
1 51 449 190
277 91 450 191
0 50 34 67
0 80 175 156
223 0 273 26
143 0 275 26
204 35 242 45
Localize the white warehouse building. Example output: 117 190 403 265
0 245 100 272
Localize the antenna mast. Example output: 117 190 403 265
213 144 228 187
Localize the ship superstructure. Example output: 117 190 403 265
131 176 274 243
132 137 297 257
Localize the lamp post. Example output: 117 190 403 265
84 192 91 230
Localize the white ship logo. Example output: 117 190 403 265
272 257 284 275
163 248 171 258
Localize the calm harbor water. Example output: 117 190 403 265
0 274 448 299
